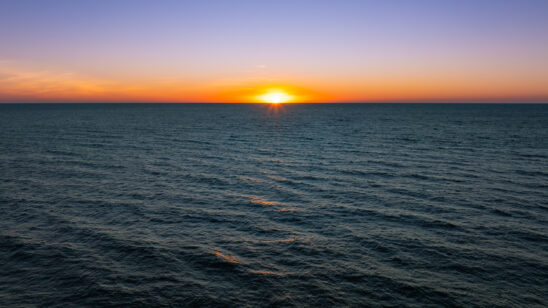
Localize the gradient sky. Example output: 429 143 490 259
1 0 547 102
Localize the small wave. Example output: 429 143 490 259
214 251 241 264
249 269 285 276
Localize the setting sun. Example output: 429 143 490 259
257 90 293 104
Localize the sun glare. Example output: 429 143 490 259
257 90 293 104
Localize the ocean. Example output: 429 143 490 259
0 103 547 306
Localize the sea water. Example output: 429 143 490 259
0 103 546 306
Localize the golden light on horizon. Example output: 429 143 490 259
256 89 294 104
209 82 326 103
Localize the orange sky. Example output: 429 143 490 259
1 58 546 103
1 57 547 103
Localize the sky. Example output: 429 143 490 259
1 0 547 103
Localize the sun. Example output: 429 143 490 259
257 90 293 104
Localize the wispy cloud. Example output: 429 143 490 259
0 60 117 101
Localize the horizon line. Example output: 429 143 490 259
1 100 547 104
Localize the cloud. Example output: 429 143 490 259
0 61 118 101
0 60 215 102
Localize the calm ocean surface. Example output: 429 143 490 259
0 103 547 307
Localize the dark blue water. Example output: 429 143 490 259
1 103 547 307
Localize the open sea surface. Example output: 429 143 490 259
0 103 547 307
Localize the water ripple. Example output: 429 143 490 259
0 103 547 306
